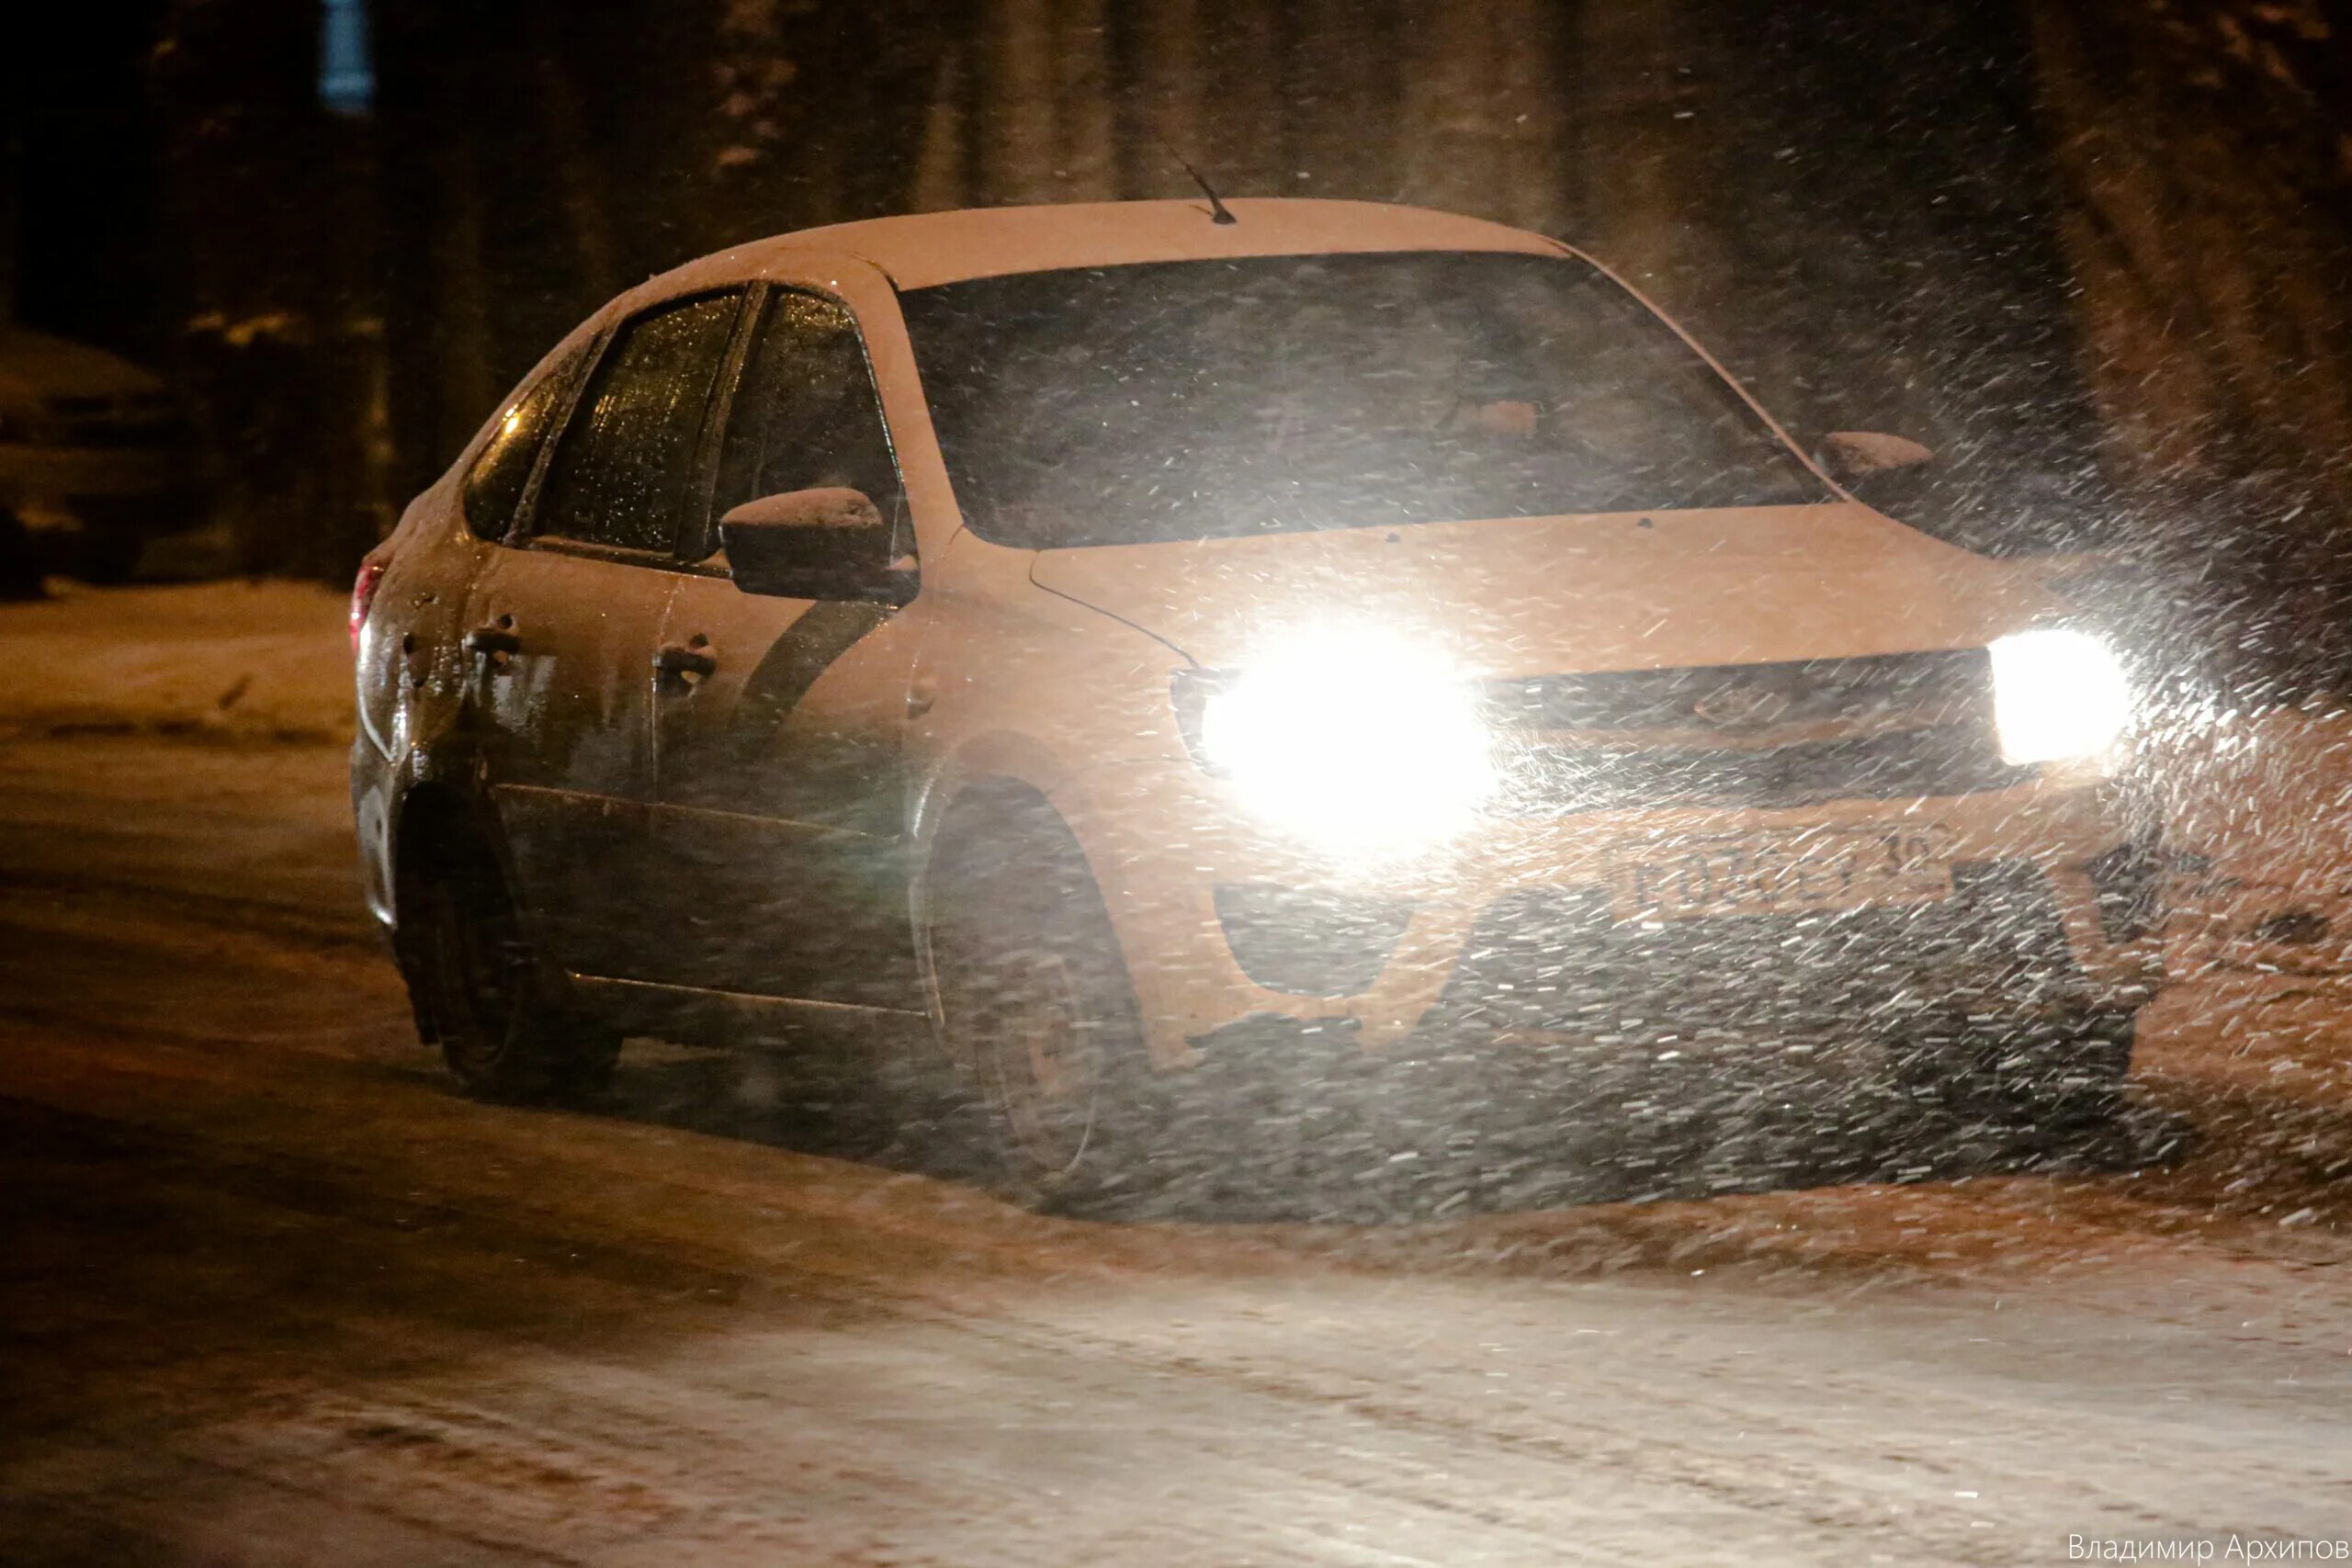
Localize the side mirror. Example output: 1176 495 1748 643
1815 431 1935 485
718 487 915 604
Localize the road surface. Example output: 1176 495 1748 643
1 727 2347 1565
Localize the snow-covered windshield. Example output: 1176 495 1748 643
900 251 1830 550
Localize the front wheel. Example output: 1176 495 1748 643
401 828 619 1104
923 795 1160 1211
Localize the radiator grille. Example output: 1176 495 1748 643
1485 649 2034 815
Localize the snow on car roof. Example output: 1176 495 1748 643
751 199 1565 289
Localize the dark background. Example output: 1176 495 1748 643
5 0 2348 666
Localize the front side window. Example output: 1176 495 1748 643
459 348 583 542
706 290 903 552
533 291 742 553
899 251 1828 550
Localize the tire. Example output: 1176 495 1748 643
922 795 1159 1211
401 822 620 1104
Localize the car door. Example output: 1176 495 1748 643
462 288 747 982
644 285 923 1008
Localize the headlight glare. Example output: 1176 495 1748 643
1188 628 1496 859
1988 626 2132 766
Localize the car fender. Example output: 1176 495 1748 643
376 733 561 965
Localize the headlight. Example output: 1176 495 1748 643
1181 628 1496 859
1987 626 2132 766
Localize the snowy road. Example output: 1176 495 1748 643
1 730 2346 1565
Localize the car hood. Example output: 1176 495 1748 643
1025 503 2050 675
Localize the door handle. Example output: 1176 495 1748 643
653 642 718 680
464 625 522 660
905 677 937 718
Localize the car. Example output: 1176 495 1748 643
349 198 2165 1205
0 324 201 583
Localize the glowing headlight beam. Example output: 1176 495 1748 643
1193 628 1497 859
1988 626 2132 766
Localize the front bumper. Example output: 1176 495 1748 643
1048 761 2165 1070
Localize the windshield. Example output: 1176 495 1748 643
899 250 1828 549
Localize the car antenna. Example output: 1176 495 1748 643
1162 141 1238 225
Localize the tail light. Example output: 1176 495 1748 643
349 555 389 654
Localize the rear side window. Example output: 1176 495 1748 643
460 351 582 542
706 290 902 550
533 291 742 553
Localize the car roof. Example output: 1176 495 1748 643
724 199 1566 290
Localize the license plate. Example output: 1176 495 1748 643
1609 825 1954 922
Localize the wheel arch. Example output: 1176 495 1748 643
384 769 528 1027
908 767 1100 1045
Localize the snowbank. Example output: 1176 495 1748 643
0 580 353 743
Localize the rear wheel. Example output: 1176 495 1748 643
923 795 1159 1210
401 816 619 1103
